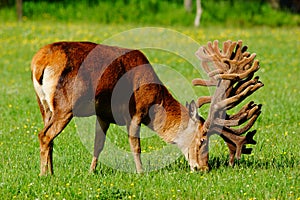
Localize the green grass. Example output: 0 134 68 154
0 21 300 199
2 0 300 27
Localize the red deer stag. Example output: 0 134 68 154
193 40 263 167
31 42 207 175
31 40 263 176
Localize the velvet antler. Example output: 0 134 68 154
194 40 263 166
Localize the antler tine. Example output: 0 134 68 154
214 59 260 81
223 40 237 59
192 78 217 87
231 74 255 95
197 40 229 63
232 40 244 61
214 81 261 111
196 96 212 108
193 39 263 167
196 45 217 62
202 61 213 74
195 47 208 62
225 141 253 167
226 110 261 136
212 40 223 58
214 103 261 128
238 53 257 71
208 69 224 77
228 101 258 120
222 40 231 55
217 81 263 111
215 127 257 160
235 76 261 95
242 51 251 58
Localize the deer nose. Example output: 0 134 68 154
191 164 200 172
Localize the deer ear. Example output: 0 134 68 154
188 100 199 122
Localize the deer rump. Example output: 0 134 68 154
33 42 169 127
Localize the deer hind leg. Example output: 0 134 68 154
127 116 143 173
89 117 109 173
38 112 72 176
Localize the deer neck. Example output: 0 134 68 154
147 91 197 158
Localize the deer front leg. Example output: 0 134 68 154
127 116 143 173
90 117 109 173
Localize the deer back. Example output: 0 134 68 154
31 42 175 126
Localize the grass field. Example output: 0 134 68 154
0 21 299 199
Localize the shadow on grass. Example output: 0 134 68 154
161 153 299 172
90 152 298 176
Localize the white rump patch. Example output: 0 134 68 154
33 66 58 112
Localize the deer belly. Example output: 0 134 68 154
72 98 128 126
